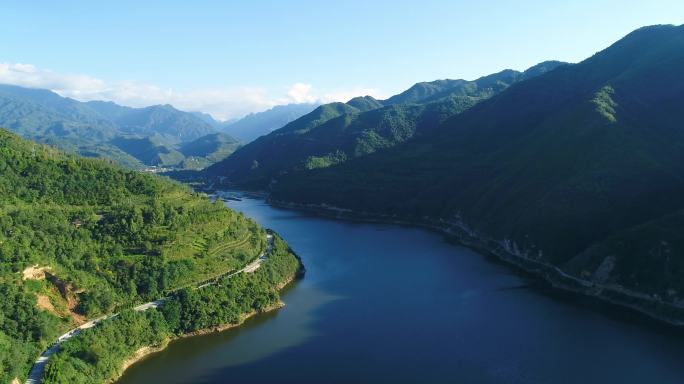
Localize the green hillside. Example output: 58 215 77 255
108 132 240 169
0 85 116 142
272 25 684 309
205 63 565 187
0 129 298 382
0 86 237 169
91 103 215 144
178 132 241 169
0 85 145 168
346 96 384 111
111 136 185 167
384 79 470 105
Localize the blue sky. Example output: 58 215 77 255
1 0 682 119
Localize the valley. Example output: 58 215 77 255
117 194 684 384
2 5 684 383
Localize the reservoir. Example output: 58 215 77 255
117 194 684 384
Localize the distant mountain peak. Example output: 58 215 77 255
204 60 563 186
346 95 384 111
220 103 319 142
263 24 684 314
0 83 236 169
522 60 568 79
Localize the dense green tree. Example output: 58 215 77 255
203 62 566 188
0 129 297 381
272 25 684 305
43 237 300 384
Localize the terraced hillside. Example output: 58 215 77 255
0 129 300 382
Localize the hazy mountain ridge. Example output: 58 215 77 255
86 101 216 143
220 103 319 142
0 85 118 141
0 85 241 168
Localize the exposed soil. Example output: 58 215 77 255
22 265 50 280
35 294 56 314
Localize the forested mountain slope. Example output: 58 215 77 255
87 102 215 144
272 25 684 311
178 132 241 169
0 86 237 169
205 61 566 187
0 129 291 382
0 85 145 167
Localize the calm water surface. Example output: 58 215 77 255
118 195 684 384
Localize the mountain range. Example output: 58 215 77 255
218 103 319 142
4 23 684 323
203 24 684 322
204 61 567 186
0 85 313 169
270 24 684 316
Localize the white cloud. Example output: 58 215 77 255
0 63 106 94
0 62 385 121
279 82 386 105
286 82 317 104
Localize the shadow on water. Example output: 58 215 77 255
441 233 684 336
495 284 534 292
118 279 343 384
525 279 684 337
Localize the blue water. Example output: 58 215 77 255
117 195 684 384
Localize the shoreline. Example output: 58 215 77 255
112 276 300 383
113 277 296 384
113 302 285 382
267 198 684 327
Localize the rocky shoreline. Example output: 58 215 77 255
268 198 684 327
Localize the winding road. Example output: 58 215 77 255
25 233 274 384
